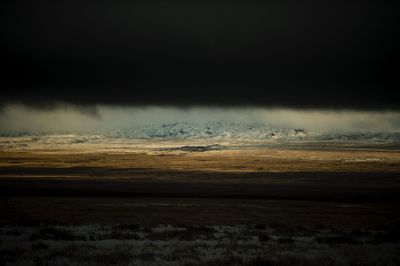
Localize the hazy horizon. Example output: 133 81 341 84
1 104 400 134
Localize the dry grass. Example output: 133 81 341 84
1 224 399 266
1 140 400 180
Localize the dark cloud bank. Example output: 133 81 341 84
1 0 399 109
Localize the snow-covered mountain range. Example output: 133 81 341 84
107 121 310 140
1 121 400 142
104 121 400 142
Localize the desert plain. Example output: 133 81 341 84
1 137 400 265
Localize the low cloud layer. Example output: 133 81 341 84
1 104 400 133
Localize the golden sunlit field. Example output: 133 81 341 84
1 138 400 177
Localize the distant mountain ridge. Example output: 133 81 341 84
107 121 312 140
1 121 400 142
106 121 400 142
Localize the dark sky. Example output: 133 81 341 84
1 0 399 109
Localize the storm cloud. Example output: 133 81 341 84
1 0 399 109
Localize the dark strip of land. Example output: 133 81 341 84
1 173 399 202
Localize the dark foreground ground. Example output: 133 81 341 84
1 177 400 266
1 196 400 266
1 144 400 265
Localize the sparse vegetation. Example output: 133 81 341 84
30 226 84 241
2 224 400 266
